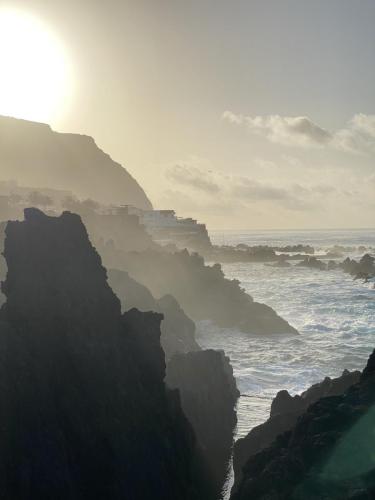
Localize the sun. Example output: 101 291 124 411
0 8 73 124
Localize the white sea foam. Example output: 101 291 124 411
198 229 375 439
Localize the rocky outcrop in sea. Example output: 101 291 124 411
102 247 298 335
341 254 375 281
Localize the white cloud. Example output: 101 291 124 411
164 160 336 213
351 113 375 138
223 111 375 154
167 164 220 194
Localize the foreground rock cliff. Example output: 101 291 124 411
0 208 214 500
231 352 375 499
231 369 360 495
0 115 152 209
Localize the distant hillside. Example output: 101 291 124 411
0 115 152 209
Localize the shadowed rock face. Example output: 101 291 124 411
107 268 201 360
0 208 213 500
231 369 360 495
0 184 297 337
102 248 298 336
167 350 240 499
0 115 152 209
231 355 375 500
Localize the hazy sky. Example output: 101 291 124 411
3 0 375 229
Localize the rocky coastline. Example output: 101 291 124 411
231 350 375 499
231 369 361 496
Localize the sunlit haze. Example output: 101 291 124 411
1 0 375 230
0 7 73 124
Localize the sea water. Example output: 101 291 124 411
197 229 375 438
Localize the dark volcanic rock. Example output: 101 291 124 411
167 350 240 498
208 245 277 263
341 254 375 281
231 355 375 500
0 222 6 307
0 115 152 209
102 248 298 336
232 369 360 496
157 294 201 358
297 256 327 271
270 369 361 418
275 244 315 254
0 208 213 500
108 268 201 360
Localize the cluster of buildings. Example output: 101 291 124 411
118 206 212 252
0 181 212 254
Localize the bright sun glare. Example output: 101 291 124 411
0 8 72 124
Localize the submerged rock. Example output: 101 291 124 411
0 208 213 500
167 349 240 498
231 355 375 500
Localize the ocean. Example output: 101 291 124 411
197 228 375 439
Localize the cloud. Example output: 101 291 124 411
164 161 334 213
166 164 220 194
351 113 375 138
232 177 289 201
223 111 375 154
223 111 332 147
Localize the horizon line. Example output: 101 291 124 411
208 227 375 233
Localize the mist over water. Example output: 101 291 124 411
198 229 375 438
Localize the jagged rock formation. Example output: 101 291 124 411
158 294 201 358
0 208 214 500
108 268 200 359
341 254 375 281
206 244 317 264
270 369 361 418
208 245 277 263
231 356 375 500
232 369 360 495
0 190 297 336
0 222 6 307
101 248 298 335
167 350 240 498
275 244 315 254
296 256 327 271
0 115 152 209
